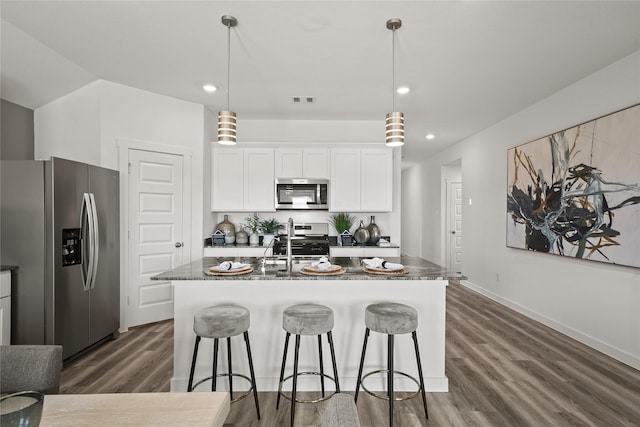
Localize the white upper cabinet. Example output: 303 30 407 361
302 148 329 178
330 149 360 211
330 148 392 212
212 147 275 211
360 149 393 211
274 149 303 178
212 148 244 210
275 148 329 178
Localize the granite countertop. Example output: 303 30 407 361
153 256 465 281
204 243 401 249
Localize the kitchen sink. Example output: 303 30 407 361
261 257 322 266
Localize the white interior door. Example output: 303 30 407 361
447 181 463 273
128 149 184 327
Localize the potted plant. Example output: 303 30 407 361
260 217 283 247
330 212 355 246
244 213 262 246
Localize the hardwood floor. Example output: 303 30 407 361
60 282 640 426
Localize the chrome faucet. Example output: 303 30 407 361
287 217 294 270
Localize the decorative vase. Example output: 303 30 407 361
367 215 380 244
216 214 235 238
249 233 260 246
353 220 370 245
262 234 275 247
235 230 248 245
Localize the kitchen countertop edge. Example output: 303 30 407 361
153 256 465 281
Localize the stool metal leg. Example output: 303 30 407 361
244 331 261 420
212 338 219 392
327 331 340 392
188 335 201 392
354 328 370 402
291 334 301 427
412 331 429 420
227 337 233 400
388 334 394 427
317 335 325 397
276 332 290 410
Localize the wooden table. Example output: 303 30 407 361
40 392 230 427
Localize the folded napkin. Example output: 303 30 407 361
218 261 249 271
312 256 331 271
377 238 391 247
362 257 404 271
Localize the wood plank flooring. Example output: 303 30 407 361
60 281 640 426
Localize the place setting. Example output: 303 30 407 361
299 256 346 276
205 261 253 276
361 257 407 276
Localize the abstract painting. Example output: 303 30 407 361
507 104 640 268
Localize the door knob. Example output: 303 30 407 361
175 242 183 248
451 231 456 234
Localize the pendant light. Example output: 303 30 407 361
385 18 404 147
218 15 238 145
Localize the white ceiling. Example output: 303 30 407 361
2 1 639 166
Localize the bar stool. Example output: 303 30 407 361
187 304 260 420
354 302 428 426
276 303 340 426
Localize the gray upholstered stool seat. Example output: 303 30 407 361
194 304 250 338
188 304 260 420
355 302 428 427
365 302 418 335
283 303 334 335
277 303 340 426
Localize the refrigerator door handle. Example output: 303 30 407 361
80 193 93 291
88 193 100 290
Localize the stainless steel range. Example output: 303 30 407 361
272 223 330 257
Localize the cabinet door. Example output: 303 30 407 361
330 149 360 211
275 148 303 178
212 149 244 210
244 149 275 211
303 148 329 178
360 149 393 212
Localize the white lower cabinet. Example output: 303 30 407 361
0 271 11 345
204 247 272 257
330 247 400 258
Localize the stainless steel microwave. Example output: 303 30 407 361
275 179 329 210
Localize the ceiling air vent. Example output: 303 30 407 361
292 96 315 104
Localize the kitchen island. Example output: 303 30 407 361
154 256 463 393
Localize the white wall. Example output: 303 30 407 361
34 81 102 163
403 50 640 369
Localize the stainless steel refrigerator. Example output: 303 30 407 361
1 157 119 360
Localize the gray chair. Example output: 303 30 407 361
187 304 260 420
354 302 428 427
277 303 340 427
321 393 361 427
0 345 63 394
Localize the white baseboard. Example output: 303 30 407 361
459 280 640 371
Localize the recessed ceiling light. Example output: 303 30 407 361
396 86 410 95
426 134 435 140
203 84 217 93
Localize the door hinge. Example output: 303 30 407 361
127 296 130 306
128 162 131 174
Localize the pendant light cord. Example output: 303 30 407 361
226 22 231 111
391 26 396 112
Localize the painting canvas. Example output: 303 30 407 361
506 104 640 268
